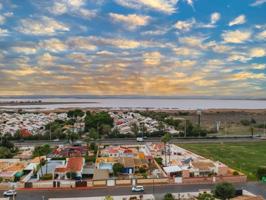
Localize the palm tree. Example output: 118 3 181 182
161 133 171 166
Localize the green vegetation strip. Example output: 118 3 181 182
178 141 266 180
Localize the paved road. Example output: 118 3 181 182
13 137 263 147
1 182 265 200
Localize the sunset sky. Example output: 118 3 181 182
0 0 265 97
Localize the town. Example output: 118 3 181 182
0 109 265 200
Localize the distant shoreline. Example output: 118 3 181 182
0 95 265 101
0 101 98 106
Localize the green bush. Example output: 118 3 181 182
154 157 163 165
197 192 215 200
164 193 174 200
240 119 251 126
138 167 147 173
233 171 239 176
213 182 235 200
257 166 266 180
66 172 77 179
113 163 124 176
40 173 53 180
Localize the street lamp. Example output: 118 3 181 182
196 109 202 128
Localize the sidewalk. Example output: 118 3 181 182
49 194 155 200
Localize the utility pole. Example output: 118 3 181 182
263 121 266 137
184 119 187 138
49 123 51 141
197 109 202 127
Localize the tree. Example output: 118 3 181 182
100 124 112 136
257 166 266 180
67 109 84 119
157 121 165 134
197 192 215 200
161 133 171 166
112 163 124 176
0 147 13 158
163 193 174 200
131 122 139 136
85 112 113 131
33 144 52 157
89 128 100 140
104 196 114 200
213 182 235 200
139 123 147 137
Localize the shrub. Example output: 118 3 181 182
197 192 215 200
164 193 174 200
40 173 53 180
154 157 163 166
112 163 124 176
257 166 266 180
213 182 235 200
66 172 77 179
233 171 239 176
240 119 250 126
138 167 147 174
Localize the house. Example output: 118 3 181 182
119 157 135 174
37 160 66 180
0 162 26 182
65 157 84 178
191 160 216 176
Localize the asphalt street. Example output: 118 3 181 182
13 136 262 147
1 182 265 200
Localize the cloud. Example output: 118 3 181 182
88 36 141 49
179 36 207 47
222 30 251 43
251 64 266 70
143 51 161 65
11 46 38 55
0 28 9 36
109 13 150 30
2 66 40 76
39 38 67 52
257 30 266 40
175 18 196 32
228 15 246 26
37 53 57 66
175 59 197 67
227 54 251 63
232 72 265 80
18 16 69 36
67 37 97 51
250 0 266 6
184 0 194 8
207 41 233 53
114 0 178 14
173 47 201 57
48 0 96 19
210 12 220 24
0 15 5 25
249 48 266 57
175 72 187 78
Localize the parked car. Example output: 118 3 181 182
136 137 144 142
132 185 144 192
3 190 17 197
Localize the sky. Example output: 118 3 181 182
0 0 265 97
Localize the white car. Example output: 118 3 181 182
3 190 17 197
136 137 144 142
132 185 144 192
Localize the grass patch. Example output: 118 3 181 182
178 141 266 180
